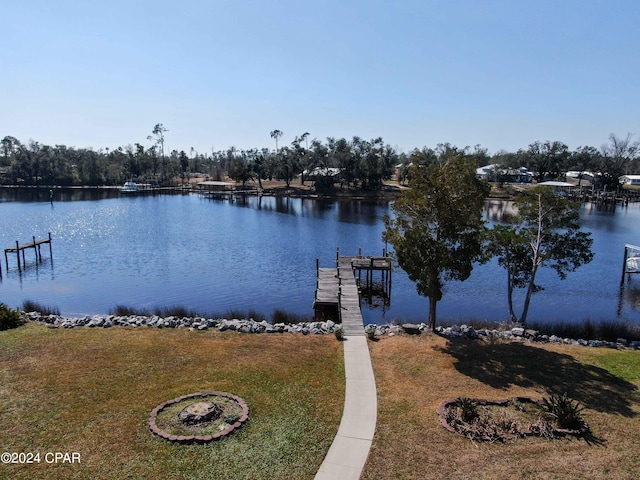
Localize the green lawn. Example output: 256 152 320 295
0 324 344 480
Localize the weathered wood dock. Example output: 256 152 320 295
313 250 392 335
3 233 53 273
621 243 640 285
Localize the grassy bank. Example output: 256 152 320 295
0 323 344 480
362 334 640 479
4 321 640 479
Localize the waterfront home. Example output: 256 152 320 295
620 175 640 186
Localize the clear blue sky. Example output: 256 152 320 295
2 0 639 155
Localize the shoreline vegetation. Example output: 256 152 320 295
8 301 640 345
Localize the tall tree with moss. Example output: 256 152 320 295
384 154 490 330
488 186 593 327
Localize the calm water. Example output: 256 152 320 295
2 188 640 325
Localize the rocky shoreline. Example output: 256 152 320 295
432 323 640 349
22 312 640 349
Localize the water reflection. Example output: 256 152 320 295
620 277 640 313
483 199 517 224
0 187 121 202
203 194 388 224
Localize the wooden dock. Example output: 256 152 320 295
3 233 53 273
313 252 392 335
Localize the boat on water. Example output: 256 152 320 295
120 181 139 193
120 181 152 193
627 255 640 273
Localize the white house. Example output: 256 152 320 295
476 164 533 183
620 175 640 186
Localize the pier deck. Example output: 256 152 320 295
313 254 391 334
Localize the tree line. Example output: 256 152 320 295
1 126 638 190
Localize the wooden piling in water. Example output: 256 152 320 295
4 233 53 272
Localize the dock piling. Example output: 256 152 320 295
4 234 53 272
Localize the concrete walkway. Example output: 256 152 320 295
314 334 377 480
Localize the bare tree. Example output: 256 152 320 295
148 123 168 182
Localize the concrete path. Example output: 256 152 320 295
314 334 377 480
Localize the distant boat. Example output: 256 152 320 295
627 255 640 273
120 181 152 193
120 181 139 193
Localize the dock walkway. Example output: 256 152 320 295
337 257 367 336
314 334 377 480
314 253 389 479
3 233 53 273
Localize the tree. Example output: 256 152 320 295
383 154 490 330
148 123 167 181
300 132 310 150
249 153 266 190
524 140 569 183
228 158 254 187
597 133 639 190
1 136 19 163
568 146 600 187
179 150 189 184
298 132 310 184
274 146 299 187
270 129 283 156
487 186 593 327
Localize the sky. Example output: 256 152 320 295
2 0 639 156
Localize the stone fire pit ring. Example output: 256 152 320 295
149 391 249 443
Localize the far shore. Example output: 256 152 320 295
0 178 517 200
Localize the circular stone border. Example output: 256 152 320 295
149 391 249 443
436 396 589 439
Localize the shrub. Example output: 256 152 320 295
0 303 25 331
541 393 585 430
110 305 151 316
22 300 60 316
528 319 640 342
223 413 241 424
271 309 311 325
452 397 479 423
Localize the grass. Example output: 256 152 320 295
0 323 344 480
4 321 640 479
21 300 60 316
362 333 640 480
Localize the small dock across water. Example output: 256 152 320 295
3 233 53 274
313 249 392 335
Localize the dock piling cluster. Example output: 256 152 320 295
3 233 53 274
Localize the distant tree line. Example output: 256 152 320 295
1 127 638 191
486 134 639 190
